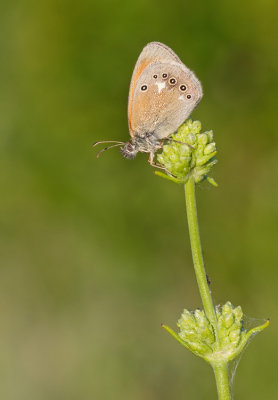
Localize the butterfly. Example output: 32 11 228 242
94 42 202 168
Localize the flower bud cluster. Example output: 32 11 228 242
164 301 268 362
177 309 214 356
157 119 217 184
216 302 244 352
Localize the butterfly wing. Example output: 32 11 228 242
128 42 183 137
128 60 202 140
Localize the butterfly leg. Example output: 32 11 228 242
167 138 194 149
148 153 176 177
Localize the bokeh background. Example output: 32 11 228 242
1 0 277 398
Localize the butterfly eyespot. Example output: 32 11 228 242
162 73 168 79
169 77 177 85
141 85 148 91
179 84 187 91
153 74 158 79
187 94 192 99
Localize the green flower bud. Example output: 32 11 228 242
156 119 217 185
187 133 196 145
229 329 241 344
191 120 202 134
179 331 196 342
223 313 235 329
219 326 228 339
187 341 212 355
222 302 233 315
178 309 196 330
233 306 243 321
177 123 190 136
196 152 217 167
204 142 216 155
197 134 208 146
180 145 191 156
206 130 214 142
194 309 205 323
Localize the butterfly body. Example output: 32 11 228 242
120 133 162 159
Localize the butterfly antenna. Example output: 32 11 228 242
96 143 123 158
93 140 125 147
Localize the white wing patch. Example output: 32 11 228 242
155 81 165 94
178 95 185 101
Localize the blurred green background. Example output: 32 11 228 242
0 0 277 398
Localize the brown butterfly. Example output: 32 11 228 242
94 42 203 167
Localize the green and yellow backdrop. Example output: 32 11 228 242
0 0 277 398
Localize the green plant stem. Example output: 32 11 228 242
212 362 231 400
184 177 218 336
184 177 231 400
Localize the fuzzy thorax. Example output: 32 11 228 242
120 135 162 159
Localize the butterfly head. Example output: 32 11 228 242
120 141 139 159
